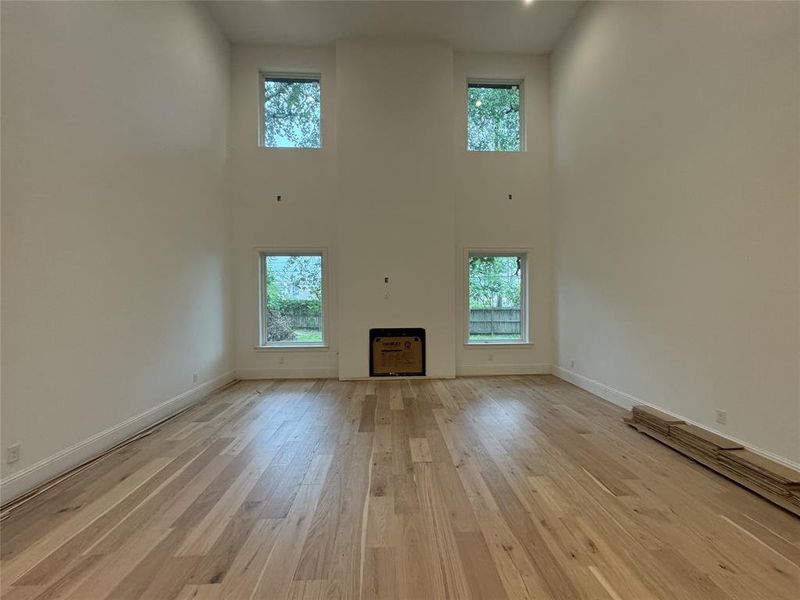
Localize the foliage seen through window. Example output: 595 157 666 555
263 77 321 148
468 255 524 342
467 83 521 152
263 255 323 344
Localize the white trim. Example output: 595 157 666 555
254 345 329 352
0 371 237 505
552 365 800 472
463 248 531 346
340 375 457 382
551 365 640 410
457 363 551 377
463 342 533 349
236 367 338 380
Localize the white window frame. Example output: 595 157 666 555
257 248 328 349
464 249 530 346
259 72 322 149
466 78 525 153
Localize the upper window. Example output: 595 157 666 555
467 81 523 152
467 252 527 344
259 252 325 347
261 74 321 148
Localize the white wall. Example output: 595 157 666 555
1 1 233 500
230 45 339 379
336 40 456 379
229 44 554 380
454 53 552 376
551 1 800 464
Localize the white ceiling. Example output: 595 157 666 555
205 1 584 54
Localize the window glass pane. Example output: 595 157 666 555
264 78 321 148
468 255 522 342
264 255 323 344
467 83 521 152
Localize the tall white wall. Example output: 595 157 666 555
551 1 800 464
336 40 456 379
230 45 339 379
229 44 554 379
1 1 233 500
454 53 552 376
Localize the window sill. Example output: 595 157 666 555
464 342 533 349
466 150 527 154
254 345 329 352
257 146 322 151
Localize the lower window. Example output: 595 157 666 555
259 251 325 347
467 252 527 344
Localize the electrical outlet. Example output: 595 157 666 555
192 373 199 384
570 359 575 369
279 356 285 365
7 443 21 464
715 409 727 425
488 353 494 362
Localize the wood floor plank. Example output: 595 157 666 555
408 438 432 463
1 457 174 592
248 480 330 599
454 530 508 599
361 547 397 600
0 588 45 600
174 584 221 600
217 518 283 599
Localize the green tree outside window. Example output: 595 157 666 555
467 83 521 152
263 77 321 148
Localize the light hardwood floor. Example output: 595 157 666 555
1 376 798 599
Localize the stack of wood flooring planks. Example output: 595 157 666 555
626 405 800 517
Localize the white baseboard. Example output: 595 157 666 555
0 371 236 505
551 364 800 471
339 375 457 381
239 363 552 380
236 367 338 380
457 363 553 377
551 365 640 410
239 364 551 380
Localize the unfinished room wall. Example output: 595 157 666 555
454 53 552 375
336 40 456 379
229 44 554 380
1 1 233 501
551 1 800 464
230 45 339 379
